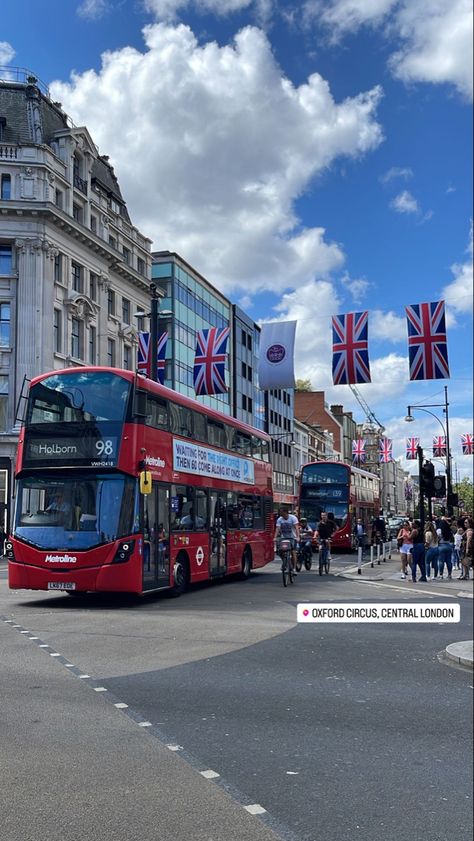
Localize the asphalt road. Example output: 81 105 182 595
1 556 472 841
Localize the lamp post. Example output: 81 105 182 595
135 283 172 383
404 385 453 515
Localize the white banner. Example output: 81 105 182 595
173 439 255 484
258 320 296 390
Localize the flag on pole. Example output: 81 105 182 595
379 438 393 463
257 321 296 390
352 439 366 463
404 479 413 500
406 437 419 460
433 436 447 457
332 311 371 385
405 300 450 380
461 434 473 456
193 326 230 396
137 331 168 384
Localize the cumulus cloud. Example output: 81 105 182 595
390 189 419 214
307 0 473 101
341 272 371 303
0 41 15 65
379 166 413 184
144 0 272 24
371 309 406 343
51 23 383 295
77 0 111 19
442 224 474 315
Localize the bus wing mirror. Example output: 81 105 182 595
140 471 153 495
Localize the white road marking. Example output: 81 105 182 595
64 663 74 667
244 804 267 815
200 769 220 779
38 644 49 648
49 652 61 657
20 630 29 634
166 744 183 751
138 721 152 727
78 674 91 679
29 637 39 640
353 579 459 598
94 687 107 692
114 702 128 709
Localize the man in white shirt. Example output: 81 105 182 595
274 508 300 573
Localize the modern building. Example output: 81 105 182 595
330 404 358 464
0 69 153 530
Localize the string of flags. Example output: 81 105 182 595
352 433 473 464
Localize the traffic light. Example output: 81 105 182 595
447 492 459 508
433 475 446 498
421 461 435 497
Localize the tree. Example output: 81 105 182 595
295 378 312 392
454 477 474 513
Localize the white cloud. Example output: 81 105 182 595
77 0 110 19
442 224 474 315
390 189 419 214
51 23 383 295
144 0 271 24
341 272 371 303
379 166 413 184
0 41 15 65
370 309 406 342
308 0 473 101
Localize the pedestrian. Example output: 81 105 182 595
424 522 439 580
326 511 336 560
410 520 427 582
459 517 473 580
437 516 454 579
453 528 464 569
397 520 413 579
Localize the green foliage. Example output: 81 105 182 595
454 477 474 513
295 378 312 392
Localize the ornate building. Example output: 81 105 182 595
0 70 152 530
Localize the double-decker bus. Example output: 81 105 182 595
7 367 274 596
298 460 380 550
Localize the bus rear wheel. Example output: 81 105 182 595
172 555 189 596
240 549 252 580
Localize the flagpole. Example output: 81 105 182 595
444 385 454 516
150 283 159 383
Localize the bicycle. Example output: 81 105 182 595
296 538 313 572
318 539 330 575
278 538 295 587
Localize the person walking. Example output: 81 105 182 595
453 528 464 569
437 516 454 579
424 522 439 580
459 517 473 580
397 521 413 579
411 520 427 582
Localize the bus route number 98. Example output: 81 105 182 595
95 439 114 456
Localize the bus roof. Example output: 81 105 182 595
300 460 379 480
30 366 271 441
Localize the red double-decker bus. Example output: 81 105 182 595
298 461 380 550
7 367 274 596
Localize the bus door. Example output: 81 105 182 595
209 491 227 577
143 484 170 590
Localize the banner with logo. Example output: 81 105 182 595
257 320 296 390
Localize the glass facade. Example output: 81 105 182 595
152 255 231 414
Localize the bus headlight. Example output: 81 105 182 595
5 541 15 560
112 540 135 564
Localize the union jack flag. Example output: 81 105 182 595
433 436 447 457
332 311 371 385
137 331 168 384
405 300 450 381
461 434 473 456
193 326 230 396
379 438 393 463
406 437 419 460
352 439 366 463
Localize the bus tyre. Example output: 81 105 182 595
240 550 252 580
172 556 189 596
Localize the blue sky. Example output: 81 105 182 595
1 0 472 477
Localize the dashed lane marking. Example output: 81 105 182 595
244 804 267 815
200 769 220 779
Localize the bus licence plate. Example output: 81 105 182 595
48 582 76 591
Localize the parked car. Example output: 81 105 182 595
387 517 405 539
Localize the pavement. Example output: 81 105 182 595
335 542 474 669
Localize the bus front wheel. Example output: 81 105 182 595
172 555 189 596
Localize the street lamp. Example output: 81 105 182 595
272 431 296 446
405 384 453 515
135 283 173 382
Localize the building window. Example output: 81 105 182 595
241 329 247 346
0 303 10 347
0 375 8 431
122 298 130 324
247 333 252 351
137 257 145 276
54 253 63 284
71 262 83 293
0 245 12 274
241 361 247 378
1 175 11 200
122 246 131 265
136 314 145 332
72 203 83 223
55 189 63 209
71 318 83 359
90 215 97 233
89 326 96 364
242 394 247 411
89 272 98 301
53 309 61 353
123 345 131 370
109 235 117 250
108 289 115 317
107 338 116 367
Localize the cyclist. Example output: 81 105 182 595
274 508 300 574
371 512 386 545
316 511 333 566
298 517 314 565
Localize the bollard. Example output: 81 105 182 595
357 545 362 574
370 545 374 568
377 543 381 565
385 541 391 560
